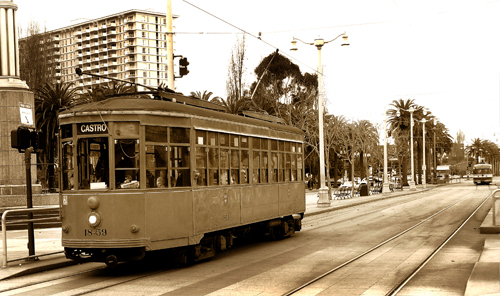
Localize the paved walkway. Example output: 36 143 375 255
0 183 497 296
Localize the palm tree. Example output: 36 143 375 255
467 138 484 163
387 99 418 185
190 90 217 101
35 81 79 191
354 119 379 182
218 91 251 114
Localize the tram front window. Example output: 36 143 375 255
474 168 491 174
77 137 109 190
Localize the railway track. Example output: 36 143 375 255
282 188 491 296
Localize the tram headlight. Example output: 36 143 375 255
88 211 101 227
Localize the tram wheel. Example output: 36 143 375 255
270 225 284 240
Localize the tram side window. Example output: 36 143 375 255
145 145 167 188
278 152 285 182
297 143 303 181
115 139 140 189
77 137 109 190
285 153 291 181
169 127 190 187
221 148 229 185
230 149 239 184
253 151 260 183
62 141 74 190
195 146 207 186
170 146 190 187
271 152 278 182
261 151 268 183
241 150 249 184
208 131 219 185
291 154 297 181
194 130 207 186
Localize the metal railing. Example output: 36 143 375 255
1 206 61 268
491 189 500 226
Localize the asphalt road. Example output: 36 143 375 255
0 182 493 296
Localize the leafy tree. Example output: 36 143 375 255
223 35 248 114
250 52 317 122
19 20 55 90
35 81 79 191
353 120 379 182
324 114 347 191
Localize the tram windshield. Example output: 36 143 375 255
77 137 109 189
473 168 492 174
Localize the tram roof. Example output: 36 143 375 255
60 92 303 135
473 163 492 168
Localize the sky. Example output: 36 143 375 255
14 0 500 145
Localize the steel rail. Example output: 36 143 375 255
281 190 478 296
387 189 494 295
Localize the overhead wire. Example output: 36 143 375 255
181 0 326 75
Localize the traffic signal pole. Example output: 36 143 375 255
166 0 175 90
25 147 35 257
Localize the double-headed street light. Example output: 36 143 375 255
291 33 348 207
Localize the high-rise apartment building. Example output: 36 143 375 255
33 9 174 92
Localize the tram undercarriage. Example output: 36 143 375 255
65 215 302 267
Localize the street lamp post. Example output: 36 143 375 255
291 33 348 207
433 119 437 184
421 118 427 189
382 107 391 194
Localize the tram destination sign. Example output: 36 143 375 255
77 123 108 135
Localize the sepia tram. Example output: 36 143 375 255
58 91 305 267
472 163 493 185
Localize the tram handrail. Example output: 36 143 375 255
490 189 500 226
1 206 61 268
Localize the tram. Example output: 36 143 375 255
58 90 305 267
472 163 493 185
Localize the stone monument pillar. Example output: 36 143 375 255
0 0 40 206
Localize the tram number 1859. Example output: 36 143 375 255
85 229 108 236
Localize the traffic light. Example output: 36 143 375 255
179 57 189 76
11 127 31 152
11 127 45 153
30 130 45 152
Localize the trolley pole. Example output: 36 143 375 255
25 147 35 257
